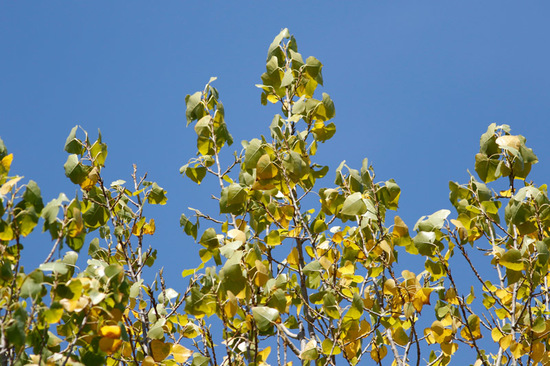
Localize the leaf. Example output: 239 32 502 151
414 209 450 232
172 344 193 363
199 228 219 249
323 293 340 319
301 339 319 361
191 353 210 366
99 337 122 354
151 340 172 362
64 125 82 154
340 192 367 216
393 327 410 346
147 182 167 205
321 338 341 355
100 325 121 339
244 139 264 169
475 153 500 183
64 155 90 185
500 249 524 271
252 306 280 332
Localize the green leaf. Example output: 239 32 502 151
191 353 210 366
414 231 437 257
185 91 204 126
244 138 264 169
305 56 323 83
252 306 280 332
341 192 367 216
199 228 219 249
414 209 450 232
23 180 44 212
20 270 44 299
64 155 90 185
184 166 207 184
479 123 500 156
323 293 340 319
280 69 294 87
537 239 550 265
475 153 500 183
64 125 82 154
82 203 109 229
147 182 167 205
39 262 69 275
180 213 198 240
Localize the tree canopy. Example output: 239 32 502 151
0 28 548 366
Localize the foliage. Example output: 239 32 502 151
0 28 549 366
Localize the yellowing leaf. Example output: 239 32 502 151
393 327 409 346
172 344 193 363
499 249 524 271
150 339 172 362
99 337 122 354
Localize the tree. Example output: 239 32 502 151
0 27 548 366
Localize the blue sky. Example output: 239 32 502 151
2 1 550 361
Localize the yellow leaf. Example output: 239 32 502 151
80 167 99 191
150 339 172 362
491 328 504 342
383 279 397 296
392 216 409 238
99 337 122 354
370 345 387 362
267 94 279 104
445 288 459 305
413 288 432 312
172 344 193 363
1 153 13 172
499 334 513 350
287 247 299 267
100 325 121 339
254 260 270 287
441 342 458 356
227 229 246 243
499 189 513 198
0 176 22 195
510 341 524 359
257 346 271 362
460 315 482 341
142 356 156 366
224 291 238 318
496 135 521 150
530 342 545 363
142 219 156 235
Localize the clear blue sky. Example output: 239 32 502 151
2 1 550 361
